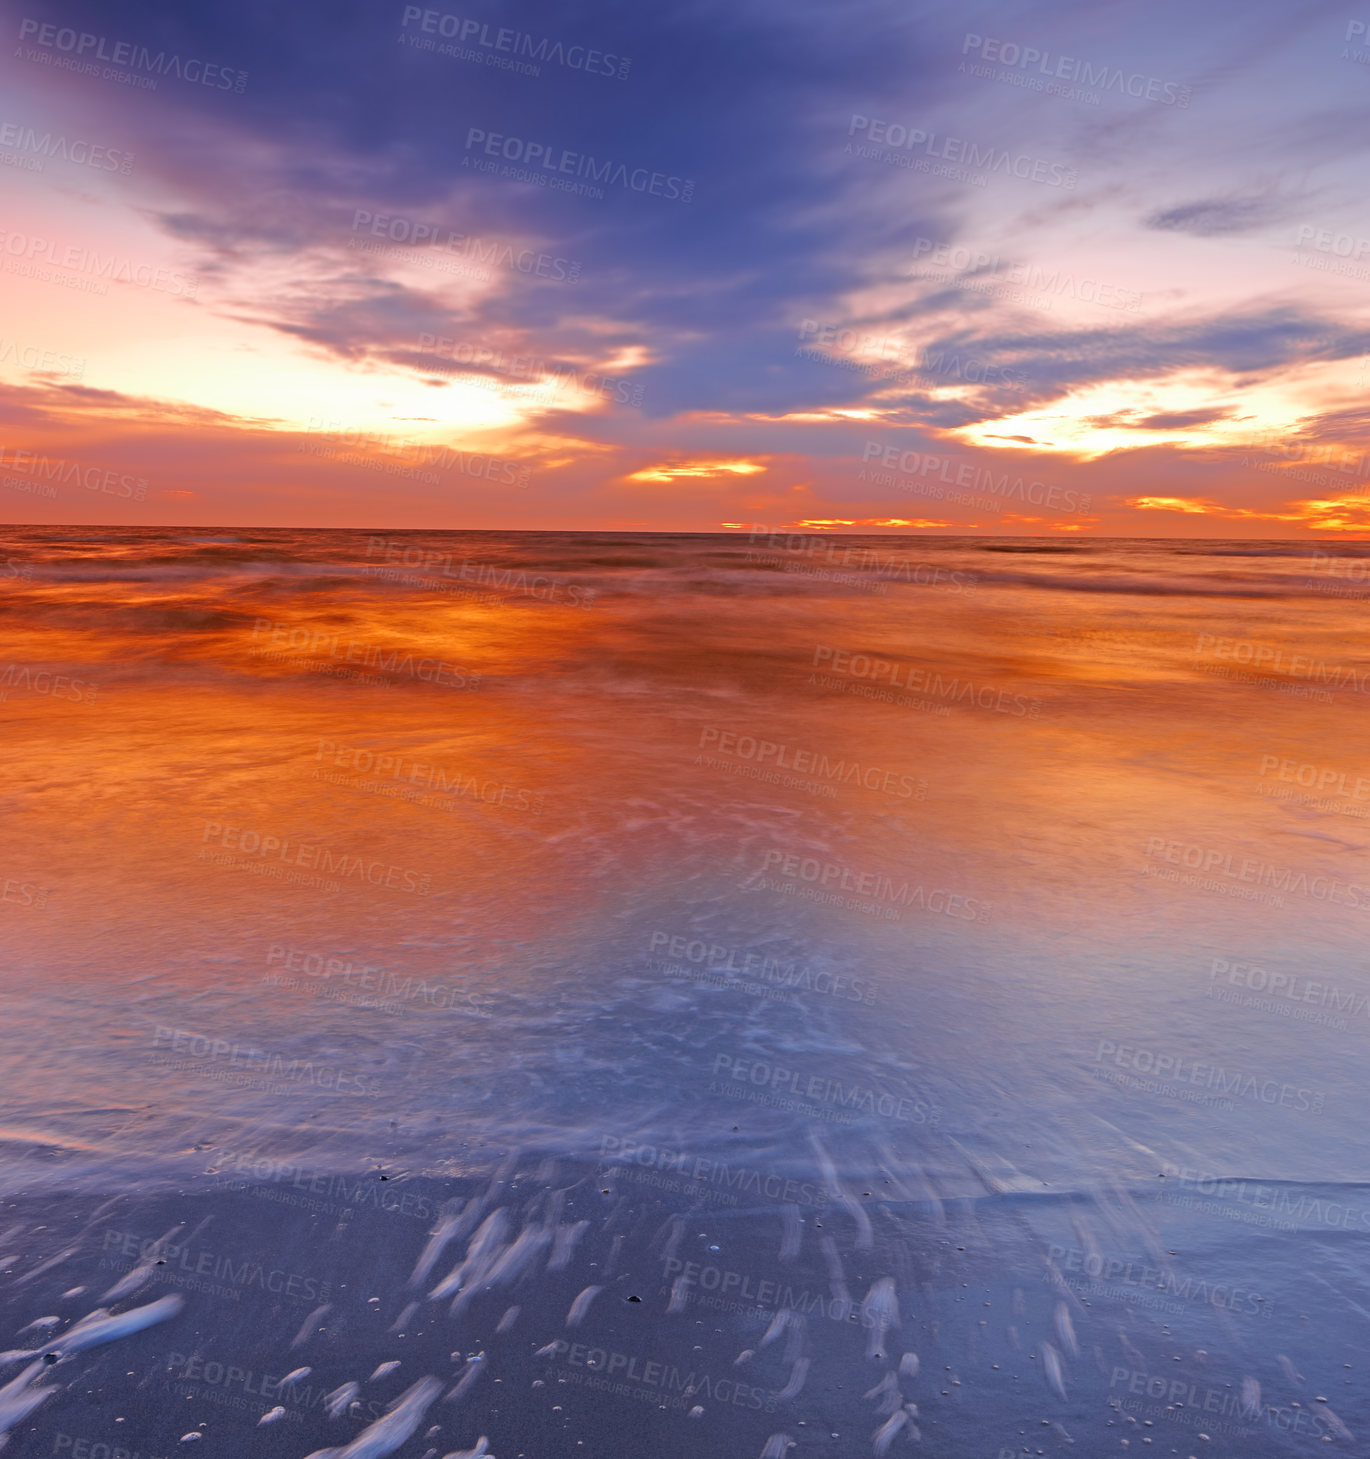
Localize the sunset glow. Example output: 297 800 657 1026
7 9 1370 1458
0 0 1364 535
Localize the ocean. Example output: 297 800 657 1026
1 526 1367 1457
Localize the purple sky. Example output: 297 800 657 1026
2 0 1369 533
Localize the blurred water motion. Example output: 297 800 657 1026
1 527 1368 1457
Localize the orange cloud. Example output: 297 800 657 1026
1287 497 1370 532
1126 493 1370 531
628 460 766 482
1129 496 1219 514
784 516 951 530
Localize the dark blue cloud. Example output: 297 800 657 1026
5 0 973 411
907 308 1370 414
10 0 1367 443
1145 196 1286 235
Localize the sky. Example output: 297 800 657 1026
2 0 1370 534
